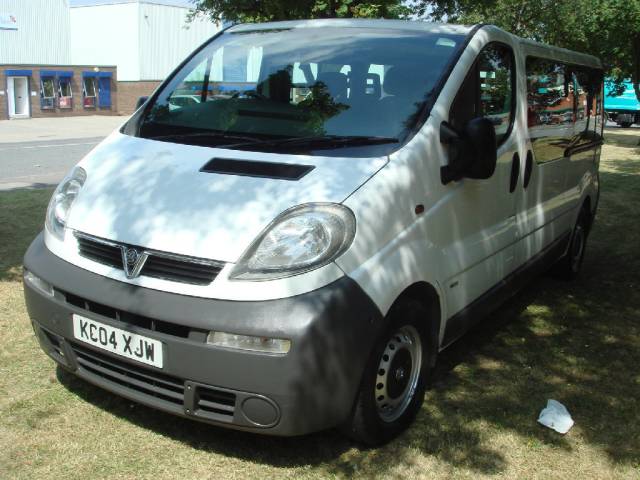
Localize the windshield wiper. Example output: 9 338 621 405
148 131 262 144
227 135 399 150
147 131 399 150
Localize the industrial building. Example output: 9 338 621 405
0 0 219 119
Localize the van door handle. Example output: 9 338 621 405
509 152 520 193
523 150 534 189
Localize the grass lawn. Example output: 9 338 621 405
1 129 639 479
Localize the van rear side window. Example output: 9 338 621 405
526 58 604 163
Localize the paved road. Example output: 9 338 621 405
0 137 102 190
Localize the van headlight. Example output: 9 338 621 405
229 203 356 281
45 166 87 241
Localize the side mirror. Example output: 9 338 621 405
136 96 149 110
440 117 497 184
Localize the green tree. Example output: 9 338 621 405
189 0 410 23
414 0 640 101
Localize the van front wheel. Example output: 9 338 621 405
343 300 430 446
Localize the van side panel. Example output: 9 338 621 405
339 27 602 349
434 28 526 324
519 43 602 263
339 28 523 345
337 119 448 340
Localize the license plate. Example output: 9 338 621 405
72 314 163 368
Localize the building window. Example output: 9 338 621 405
58 77 73 109
83 77 97 108
40 76 56 109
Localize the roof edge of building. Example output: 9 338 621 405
70 0 194 9
1 64 118 68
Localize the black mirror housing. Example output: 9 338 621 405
464 117 497 179
136 96 149 110
440 117 497 184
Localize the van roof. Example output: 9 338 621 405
228 20 602 69
518 36 602 69
227 18 475 36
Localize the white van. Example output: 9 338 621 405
23 19 604 445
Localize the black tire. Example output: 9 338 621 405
342 299 432 446
620 122 632 128
552 208 590 280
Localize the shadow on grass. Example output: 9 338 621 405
603 130 640 148
0 188 53 281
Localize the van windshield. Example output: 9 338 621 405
135 26 464 155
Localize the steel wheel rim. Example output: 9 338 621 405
374 325 422 423
571 225 585 272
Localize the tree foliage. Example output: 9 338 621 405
189 0 410 23
189 0 639 99
415 0 640 100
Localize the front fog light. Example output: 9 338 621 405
24 270 54 296
207 331 291 354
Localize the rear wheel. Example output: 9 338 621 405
552 208 589 280
620 122 632 128
343 300 431 446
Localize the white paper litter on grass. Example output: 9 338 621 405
538 399 574 434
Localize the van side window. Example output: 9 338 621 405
580 67 604 140
526 58 574 163
594 72 604 136
574 67 602 144
450 43 514 144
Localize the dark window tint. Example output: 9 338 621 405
592 71 604 137
594 79 605 137
527 58 603 163
450 43 514 144
574 67 603 144
526 58 574 163
526 59 573 128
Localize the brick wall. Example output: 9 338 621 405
1 64 119 119
117 81 162 114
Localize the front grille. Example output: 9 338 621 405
196 386 237 417
77 236 121 268
62 290 201 340
141 255 220 285
75 232 224 286
42 328 65 358
71 342 185 406
69 342 237 421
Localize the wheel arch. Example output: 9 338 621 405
388 281 442 366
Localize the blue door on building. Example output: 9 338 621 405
98 77 111 108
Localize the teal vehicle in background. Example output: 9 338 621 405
605 79 640 127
